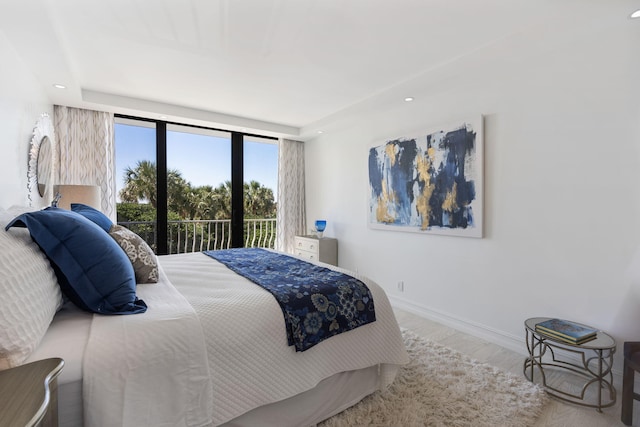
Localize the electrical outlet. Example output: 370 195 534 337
397 281 404 292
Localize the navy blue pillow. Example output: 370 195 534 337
71 203 113 232
5 207 146 315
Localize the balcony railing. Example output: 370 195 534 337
118 218 277 254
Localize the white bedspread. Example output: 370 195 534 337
82 265 214 427
82 251 409 427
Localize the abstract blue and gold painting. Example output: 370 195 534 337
368 117 483 238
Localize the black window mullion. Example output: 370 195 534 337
156 121 168 255
231 132 244 248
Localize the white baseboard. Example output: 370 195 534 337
389 295 626 391
389 295 527 356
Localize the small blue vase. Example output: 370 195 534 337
315 220 327 232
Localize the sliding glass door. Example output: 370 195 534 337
166 125 231 253
243 135 278 248
114 119 158 250
114 116 278 254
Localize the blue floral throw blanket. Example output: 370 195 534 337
204 248 376 351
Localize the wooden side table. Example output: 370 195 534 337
523 317 615 412
0 358 64 427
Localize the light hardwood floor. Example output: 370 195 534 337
394 308 637 427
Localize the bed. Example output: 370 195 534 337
0 205 409 427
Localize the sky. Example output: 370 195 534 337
114 123 279 202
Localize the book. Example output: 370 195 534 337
535 318 597 343
535 325 598 342
535 326 597 345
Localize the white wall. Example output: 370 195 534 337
0 29 53 208
304 14 640 369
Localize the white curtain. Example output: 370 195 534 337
275 138 306 253
54 105 116 220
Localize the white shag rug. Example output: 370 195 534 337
320 329 548 427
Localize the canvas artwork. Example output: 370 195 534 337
367 117 483 238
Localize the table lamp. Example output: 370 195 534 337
53 185 101 210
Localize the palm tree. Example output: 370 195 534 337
188 185 216 219
167 171 190 216
120 161 190 211
211 181 232 220
120 165 275 221
244 180 276 218
120 160 158 207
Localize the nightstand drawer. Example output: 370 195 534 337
293 236 338 266
295 238 318 253
295 249 318 262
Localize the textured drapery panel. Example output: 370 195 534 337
275 139 306 253
54 106 116 220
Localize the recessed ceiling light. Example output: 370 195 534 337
317 130 324 134
159 116 167 120
404 97 414 102
631 9 640 18
53 84 66 89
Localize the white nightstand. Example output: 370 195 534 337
294 235 338 266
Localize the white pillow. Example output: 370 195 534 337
0 206 63 369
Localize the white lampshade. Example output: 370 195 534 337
54 185 101 210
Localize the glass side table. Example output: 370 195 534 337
523 317 616 412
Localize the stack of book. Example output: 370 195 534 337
535 318 598 345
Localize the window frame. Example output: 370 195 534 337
114 114 278 254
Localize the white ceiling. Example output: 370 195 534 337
0 0 637 138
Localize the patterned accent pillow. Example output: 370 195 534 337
109 225 158 284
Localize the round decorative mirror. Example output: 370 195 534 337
27 113 57 206
37 136 52 196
